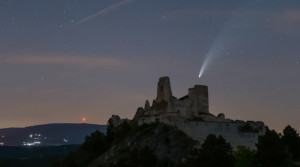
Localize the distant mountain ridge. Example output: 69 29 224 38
0 123 106 146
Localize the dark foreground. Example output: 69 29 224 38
0 145 79 167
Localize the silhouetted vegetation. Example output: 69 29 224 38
110 146 157 167
184 134 233 167
256 127 293 167
54 116 300 167
106 115 131 143
57 130 108 167
0 145 79 167
106 116 118 142
282 125 300 162
185 117 204 122
233 145 256 167
3 114 300 167
238 123 259 133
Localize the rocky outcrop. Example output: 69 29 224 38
88 123 197 167
144 100 150 111
133 107 145 122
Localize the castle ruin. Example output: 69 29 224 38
134 76 266 149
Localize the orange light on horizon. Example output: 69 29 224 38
82 117 86 122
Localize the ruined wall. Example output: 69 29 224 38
138 115 264 149
175 121 259 149
155 76 175 113
138 76 265 149
173 99 187 116
187 85 209 115
156 77 172 103
149 77 210 117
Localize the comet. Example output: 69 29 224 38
198 43 226 79
198 1 261 79
198 18 231 79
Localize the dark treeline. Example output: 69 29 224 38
54 116 300 167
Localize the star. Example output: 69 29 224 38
40 75 47 80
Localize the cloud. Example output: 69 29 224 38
75 0 134 26
272 10 300 32
280 10 300 22
3 55 127 68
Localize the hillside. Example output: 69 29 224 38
55 120 198 167
54 116 300 167
89 123 197 167
0 123 106 146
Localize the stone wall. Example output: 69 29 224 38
173 99 187 116
138 115 265 149
137 76 265 149
188 85 209 115
150 76 210 117
175 121 260 149
156 77 172 103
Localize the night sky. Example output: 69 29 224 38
1 0 299 132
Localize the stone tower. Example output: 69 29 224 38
156 77 172 103
154 76 175 113
137 76 266 150
187 85 209 116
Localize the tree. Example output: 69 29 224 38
106 115 120 142
81 130 108 154
58 130 108 167
106 115 131 143
256 127 293 167
185 134 233 167
233 145 256 167
282 125 300 161
112 146 157 167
